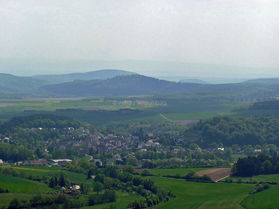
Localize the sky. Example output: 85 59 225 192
0 0 279 78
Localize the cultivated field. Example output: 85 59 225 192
196 168 232 182
150 168 207 177
0 98 249 125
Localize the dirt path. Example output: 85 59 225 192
196 168 232 182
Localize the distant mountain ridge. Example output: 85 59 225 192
33 69 136 84
244 78 279 85
38 74 204 97
0 73 45 97
1 69 279 100
179 79 208 84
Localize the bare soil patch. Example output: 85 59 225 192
196 168 232 182
0 103 16 107
174 120 199 126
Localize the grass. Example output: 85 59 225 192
151 177 253 209
241 185 279 209
0 193 34 209
3 166 92 185
81 192 143 209
225 174 279 184
0 173 52 193
150 168 207 176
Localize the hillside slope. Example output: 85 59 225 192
38 74 204 97
0 73 45 97
33 69 135 84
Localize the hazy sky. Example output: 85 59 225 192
0 0 279 77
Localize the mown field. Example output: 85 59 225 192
0 173 52 193
152 177 253 209
0 173 53 208
1 166 93 186
225 174 279 184
241 185 279 209
81 192 143 209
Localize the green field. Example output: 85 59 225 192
81 192 143 209
0 193 34 209
225 174 279 183
241 185 279 209
152 177 253 209
0 173 52 193
0 173 53 208
0 98 249 125
1 166 279 209
150 168 207 176
2 166 92 186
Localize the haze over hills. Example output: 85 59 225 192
0 73 46 97
244 78 279 85
0 69 279 99
32 69 136 84
38 74 204 97
179 79 208 84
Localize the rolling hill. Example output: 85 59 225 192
1 70 279 100
0 73 45 97
38 74 204 97
33 69 136 84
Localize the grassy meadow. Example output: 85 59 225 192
81 192 143 209
0 173 52 193
0 173 53 208
241 185 279 209
1 166 92 186
225 174 279 184
151 177 253 209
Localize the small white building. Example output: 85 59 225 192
50 159 72 166
0 159 3 165
71 185 80 190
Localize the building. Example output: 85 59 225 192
90 159 103 167
24 159 48 166
0 159 3 165
50 159 72 166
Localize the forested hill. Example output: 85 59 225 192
38 74 279 99
0 73 45 97
2 70 279 99
183 116 279 147
33 69 135 84
244 78 279 85
38 74 204 97
0 114 81 132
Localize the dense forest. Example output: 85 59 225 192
233 154 279 177
183 116 279 147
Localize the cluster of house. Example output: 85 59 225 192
55 129 162 153
15 159 73 167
